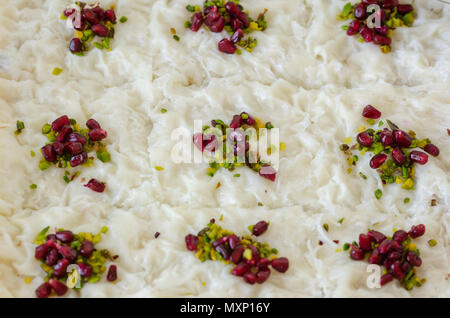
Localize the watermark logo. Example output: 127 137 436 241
170 120 280 170
66 264 81 289
366 4 383 29
366 264 382 289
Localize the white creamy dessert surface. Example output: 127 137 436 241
0 0 449 297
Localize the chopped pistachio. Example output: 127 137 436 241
375 189 383 200
119 16 128 23
52 67 63 76
428 239 437 247
29 184 37 190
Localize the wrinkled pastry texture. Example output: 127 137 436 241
0 0 449 297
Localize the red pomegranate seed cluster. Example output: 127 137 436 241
39 115 110 190
185 220 289 285
339 1 414 53
193 112 278 181
62 2 126 55
33 226 117 298
185 1 268 54
340 105 440 194
346 224 426 290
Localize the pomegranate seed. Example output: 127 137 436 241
190 12 203 32
380 129 394 146
35 244 51 260
67 133 87 145
392 147 406 165
348 19 361 33
393 230 408 243
64 142 83 155
252 221 269 236
259 165 276 182
367 230 386 243
256 268 271 284
231 245 245 264
368 248 384 265
363 105 381 119
45 248 59 266
56 125 73 143
359 234 371 251
218 39 236 54
53 259 70 278
384 257 395 270
107 265 117 282
397 4 413 14
357 131 373 147
52 141 65 156
374 35 391 46
48 278 68 296
212 236 229 248
206 15 226 33
354 3 367 19
406 252 422 267
59 245 77 262
392 240 403 252
409 151 428 165
370 153 387 169
225 2 241 16
424 144 439 157
80 240 94 257
185 234 199 251
56 230 74 243
105 9 116 23
243 272 256 284
91 24 109 37
390 260 405 280
382 0 398 9
86 118 101 130
360 26 374 42
375 25 389 36
63 8 75 17
401 261 411 273
380 273 394 286
69 151 87 167
89 128 108 141
228 234 240 250
408 224 425 238
215 244 231 260
35 282 52 298
82 9 99 25
52 115 70 132
92 7 105 20
236 11 249 28
230 115 242 129
257 258 271 269
84 179 106 193
387 251 402 261
271 257 289 272
230 29 244 43
347 26 358 36
230 17 243 31
393 130 412 148
77 263 93 277
232 262 250 276
378 239 394 254
41 144 57 162
46 234 57 241
69 38 83 53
